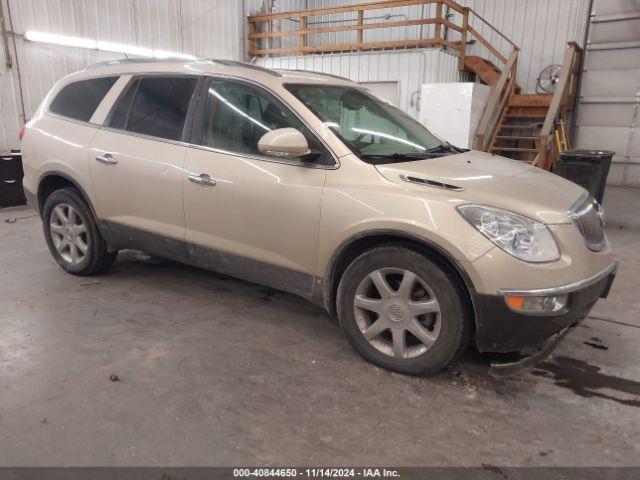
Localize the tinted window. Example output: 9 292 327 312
49 77 118 122
196 79 324 161
285 84 444 164
108 79 139 130
126 77 197 141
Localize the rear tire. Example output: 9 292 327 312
42 188 117 275
337 244 470 376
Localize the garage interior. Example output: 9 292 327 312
1 0 639 471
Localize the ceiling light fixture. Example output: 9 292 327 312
24 30 196 61
25 30 97 49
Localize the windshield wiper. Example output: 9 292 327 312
426 141 470 154
360 152 450 164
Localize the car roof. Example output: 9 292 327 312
70 58 357 87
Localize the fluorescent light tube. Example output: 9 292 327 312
25 30 97 49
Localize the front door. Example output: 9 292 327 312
89 75 199 257
182 78 329 295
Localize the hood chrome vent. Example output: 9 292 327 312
399 175 465 192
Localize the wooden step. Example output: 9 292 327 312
495 136 540 141
491 147 539 153
463 55 502 86
505 113 547 119
509 94 553 107
499 124 542 130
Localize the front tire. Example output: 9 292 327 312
337 245 470 376
42 188 117 275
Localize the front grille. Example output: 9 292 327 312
572 197 605 251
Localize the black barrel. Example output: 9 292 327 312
554 149 614 204
0 151 27 208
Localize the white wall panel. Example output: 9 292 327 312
0 38 22 152
256 48 468 118
0 0 246 151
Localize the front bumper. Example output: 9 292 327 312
473 263 617 353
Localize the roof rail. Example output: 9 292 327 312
208 59 282 77
86 57 189 69
276 69 351 82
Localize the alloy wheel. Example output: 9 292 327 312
49 203 89 265
353 268 441 359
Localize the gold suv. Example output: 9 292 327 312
21 60 616 375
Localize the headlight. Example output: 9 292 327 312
457 205 559 263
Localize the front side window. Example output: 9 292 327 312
285 84 451 164
195 79 326 163
49 77 118 122
109 76 198 141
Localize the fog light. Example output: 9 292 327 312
505 294 568 314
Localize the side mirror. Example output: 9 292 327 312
258 128 311 159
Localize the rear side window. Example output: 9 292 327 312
49 77 118 122
110 76 197 141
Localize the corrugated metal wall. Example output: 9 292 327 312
256 49 468 118
575 0 640 187
250 0 591 93
0 0 246 152
1 0 592 152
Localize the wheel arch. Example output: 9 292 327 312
323 231 478 323
37 171 98 219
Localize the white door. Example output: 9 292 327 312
89 75 199 254
182 78 329 294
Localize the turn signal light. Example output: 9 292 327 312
504 294 568 315
18 124 26 141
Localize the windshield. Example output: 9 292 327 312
285 83 456 164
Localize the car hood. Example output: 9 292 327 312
375 150 585 224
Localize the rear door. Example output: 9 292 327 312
89 75 200 257
182 78 330 295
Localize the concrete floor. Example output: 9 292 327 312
1 187 639 467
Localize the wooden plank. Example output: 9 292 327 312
509 94 553 107
249 38 442 57
466 25 507 64
463 55 501 86
491 147 539 152
249 17 441 39
441 19 462 33
505 113 547 118
467 8 518 50
300 16 307 53
248 0 440 23
475 49 518 150
459 7 469 70
540 43 578 136
495 136 540 141
434 2 443 40
357 10 364 52
441 0 465 14
499 124 541 130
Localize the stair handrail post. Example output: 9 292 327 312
458 7 470 70
475 48 518 152
434 2 443 45
536 42 580 168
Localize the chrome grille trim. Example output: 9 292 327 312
571 196 605 251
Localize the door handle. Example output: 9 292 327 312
95 153 117 165
188 173 217 187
